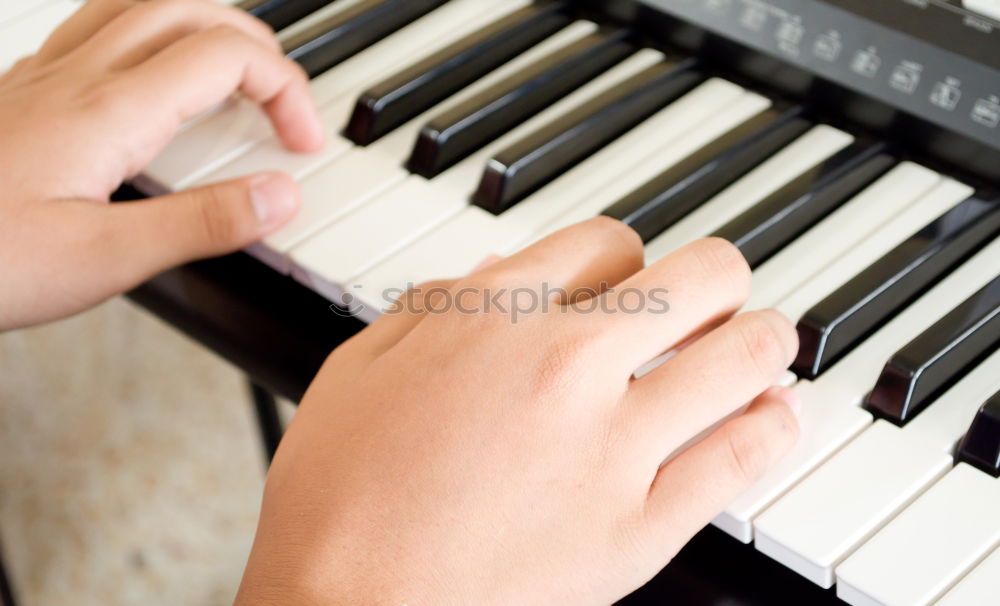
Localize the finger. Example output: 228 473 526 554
94 172 298 289
73 0 280 70
586 238 752 375
628 310 799 456
459 217 644 304
113 24 322 153
643 388 800 554
31 0 137 65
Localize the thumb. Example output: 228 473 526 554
110 171 300 269
7 172 298 328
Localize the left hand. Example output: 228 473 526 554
0 0 324 330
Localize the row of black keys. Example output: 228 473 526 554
232 0 1000 453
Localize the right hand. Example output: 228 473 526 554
239 220 801 605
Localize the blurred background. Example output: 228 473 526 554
0 298 294 606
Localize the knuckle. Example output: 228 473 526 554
76 77 129 114
689 237 752 297
587 216 643 252
730 311 796 376
723 426 769 483
206 22 242 39
135 0 185 22
195 187 241 247
532 334 590 393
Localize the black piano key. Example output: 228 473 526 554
471 59 704 215
282 0 448 79
957 390 1000 477
345 3 573 146
407 28 637 179
602 105 813 242
865 275 1000 425
793 193 1000 380
713 141 896 268
243 0 334 32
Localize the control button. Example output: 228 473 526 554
813 31 842 62
851 48 881 78
776 19 804 56
740 5 768 31
930 78 963 111
889 61 922 94
964 0 1000 21
972 96 1000 128
706 0 733 15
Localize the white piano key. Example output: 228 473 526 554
714 236 1000 543
743 163 943 313
345 81 761 311
964 0 1000 21
0 0 81 71
140 0 523 192
934 546 1000 606
250 20 601 269
0 0 62 29
290 50 672 289
753 349 1000 588
774 178 975 322
642 125 854 264
836 464 1000 606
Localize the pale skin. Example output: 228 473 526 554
1 1 802 605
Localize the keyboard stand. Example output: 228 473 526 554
249 382 285 465
0 536 15 606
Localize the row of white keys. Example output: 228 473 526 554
248 20 603 271
742 163 946 312
346 81 762 311
0 0 81 72
290 49 670 294
745 170 960 314
641 125 855 264
714 235 1000 543
836 463 1000 606
140 0 522 192
772 177 975 321
753 348 1000 588
935 545 1000 606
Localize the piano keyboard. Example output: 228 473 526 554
7 1 999 604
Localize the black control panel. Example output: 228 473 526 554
637 0 1000 152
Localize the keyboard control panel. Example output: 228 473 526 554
638 0 1000 151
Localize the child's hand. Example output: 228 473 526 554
239 219 800 606
0 0 323 330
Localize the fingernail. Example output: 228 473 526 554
776 386 802 418
251 174 298 230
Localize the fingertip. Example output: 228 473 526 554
759 385 801 418
272 97 326 153
249 171 300 231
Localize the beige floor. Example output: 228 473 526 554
0 297 289 606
